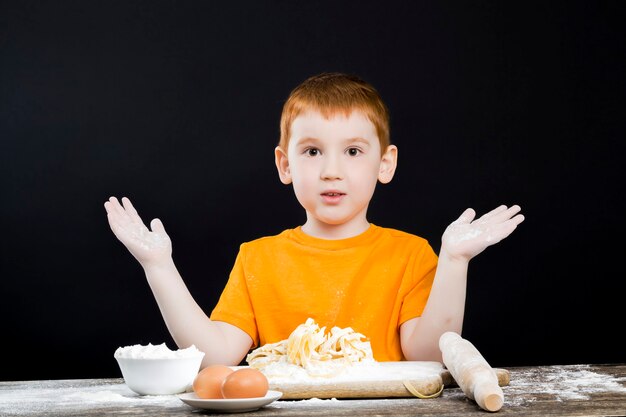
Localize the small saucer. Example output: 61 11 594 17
178 390 282 412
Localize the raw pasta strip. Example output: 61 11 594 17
247 318 373 373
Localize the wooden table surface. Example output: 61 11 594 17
1 364 625 416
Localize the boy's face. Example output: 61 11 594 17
275 109 397 235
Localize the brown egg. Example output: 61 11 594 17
192 365 234 399
221 368 269 399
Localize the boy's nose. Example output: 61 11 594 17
320 154 343 180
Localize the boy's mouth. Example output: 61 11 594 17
321 191 346 204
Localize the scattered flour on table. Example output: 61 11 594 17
0 381 182 416
504 364 626 406
267 397 415 410
267 397 352 409
282 397 340 405
65 389 131 402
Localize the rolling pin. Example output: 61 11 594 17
439 331 504 412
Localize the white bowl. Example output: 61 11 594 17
115 355 204 395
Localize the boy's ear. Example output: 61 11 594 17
274 146 292 184
378 145 398 184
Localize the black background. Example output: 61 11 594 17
1 1 624 381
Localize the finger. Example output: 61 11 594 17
104 197 124 212
485 214 524 243
106 212 132 241
509 212 525 226
107 196 135 227
476 205 508 222
454 208 476 224
105 196 120 213
104 198 124 222
121 197 144 224
488 205 522 224
150 218 167 234
108 196 130 219
124 201 150 230
108 196 123 208
114 198 145 230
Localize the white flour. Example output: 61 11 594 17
131 225 169 250
504 364 626 405
448 228 483 244
271 397 341 408
114 343 203 359
263 360 442 384
0 381 181 416
262 360 377 382
2 364 623 415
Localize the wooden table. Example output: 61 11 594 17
1 364 625 416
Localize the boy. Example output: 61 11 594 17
104 72 524 367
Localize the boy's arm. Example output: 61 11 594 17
141 259 253 367
400 205 524 362
104 197 253 367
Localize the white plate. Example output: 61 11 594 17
178 390 282 412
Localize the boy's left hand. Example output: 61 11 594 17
440 205 524 262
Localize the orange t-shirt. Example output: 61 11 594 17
210 224 438 361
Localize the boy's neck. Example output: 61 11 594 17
301 218 371 240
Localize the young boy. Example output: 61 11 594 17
104 72 524 367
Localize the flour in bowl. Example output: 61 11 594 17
114 343 203 359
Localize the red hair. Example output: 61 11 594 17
279 73 390 154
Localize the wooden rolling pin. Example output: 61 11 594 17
439 331 504 412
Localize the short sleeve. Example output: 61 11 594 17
210 245 259 346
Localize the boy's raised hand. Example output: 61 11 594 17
440 205 524 262
104 197 172 266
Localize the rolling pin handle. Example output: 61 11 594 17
439 331 504 412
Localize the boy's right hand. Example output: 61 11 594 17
104 197 172 267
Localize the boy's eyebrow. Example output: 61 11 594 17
344 137 371 146
294 137 372 146
293 137 320 146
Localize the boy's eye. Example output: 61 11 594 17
347 147 361 156
305 148 319 156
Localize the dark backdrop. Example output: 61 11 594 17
1 1 624 381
